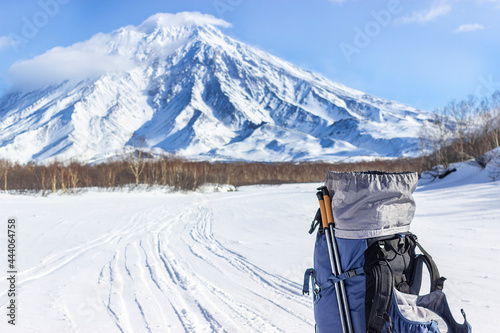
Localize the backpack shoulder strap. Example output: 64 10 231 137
367 261 393 333
365 233 447 332
308 208 324 234
409 234 446 292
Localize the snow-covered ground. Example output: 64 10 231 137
0 164 498 332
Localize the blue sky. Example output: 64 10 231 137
0 0 499 111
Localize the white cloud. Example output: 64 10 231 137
472 0 500 9
464 0 500 9
137 12 231 32
7 38 135 92
0 36 18 51
454 23 485 32
395 2 451 24
328 0 348 4
6 12 231 92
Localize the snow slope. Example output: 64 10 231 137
0 12 433 164
0 165 499 332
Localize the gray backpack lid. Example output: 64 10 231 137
324 171 418 239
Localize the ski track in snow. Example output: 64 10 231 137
12 213 146 289
95 205 311 333
0 189 313 332
1 176 498 332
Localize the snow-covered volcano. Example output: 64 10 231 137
0 12 432 164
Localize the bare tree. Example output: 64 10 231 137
59 167 67 194
161 157 169 185
40 168 47 194
0 160 11 191
107 165 116 188
49 163 58 194
68 162 80 192
489 91 500 148
419 108 454 168
126 136 147 186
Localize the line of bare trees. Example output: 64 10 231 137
0 153 426 194
419 91 500 170
5 91 498 194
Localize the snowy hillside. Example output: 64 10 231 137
0 158 499 332
0 12 433 164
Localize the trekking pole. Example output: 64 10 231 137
321 186 354 333
317 191 348 333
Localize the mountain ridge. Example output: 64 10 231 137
0 12 432 164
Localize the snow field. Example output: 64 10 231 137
0 187 315 332
0 171 498 332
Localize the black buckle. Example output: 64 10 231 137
313 287 320 298
346 269 358 279
309 209 321 234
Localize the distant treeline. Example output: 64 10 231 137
419 91 500 169
1 91 498 194
0 155 426 194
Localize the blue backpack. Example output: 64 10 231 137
303 171 472 333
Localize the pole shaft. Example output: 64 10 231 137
321 187 354 333
317 192 348 333
330 224 354 333
324 227 348 333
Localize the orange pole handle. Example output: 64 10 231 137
316 192 329 229
320 187 335 226
323 194 334 226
